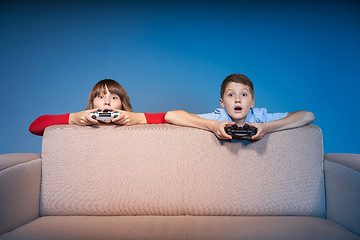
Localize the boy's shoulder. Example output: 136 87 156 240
248 108 288 123
251 108 268 115
197 108 232 121
197 107 287 123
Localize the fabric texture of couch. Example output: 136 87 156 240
0 124 359 239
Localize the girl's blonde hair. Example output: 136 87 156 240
86 79 132 111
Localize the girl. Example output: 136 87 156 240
29 79 166 136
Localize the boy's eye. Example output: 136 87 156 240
228 93 234 97
112 96 118 100
242 93 247 97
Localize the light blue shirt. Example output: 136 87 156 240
198 108 288 124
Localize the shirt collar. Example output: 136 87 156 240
219 108 255 125
243 108 255 124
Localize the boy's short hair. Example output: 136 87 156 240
220 74 254 98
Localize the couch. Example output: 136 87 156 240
0 124 359 240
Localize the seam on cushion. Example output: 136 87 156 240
324 158 360 173
185 216 189 240
182 128 185 216
0 158 42 172
47 124 209 132
47 124 320 135
324 160 360 176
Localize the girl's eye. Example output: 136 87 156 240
242 93 247 97
228 93 234 97
98 96 104 99
112 96 118 100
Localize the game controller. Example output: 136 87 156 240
224 124 258 139
90 109 119 122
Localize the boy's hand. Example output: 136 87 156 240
246 122 270 140
111 111 146 126
209 121 235 140
69 109 99 126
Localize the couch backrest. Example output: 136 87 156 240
40 124 325 217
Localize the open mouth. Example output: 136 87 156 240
234 107 242 111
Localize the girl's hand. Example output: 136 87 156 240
69 109 99 126
111 110 146 126
209 121 235 140
246 122 270 140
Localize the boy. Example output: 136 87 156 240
165 74 314 140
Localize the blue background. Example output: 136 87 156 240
1 0 359 154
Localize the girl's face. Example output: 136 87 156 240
93 86 122 110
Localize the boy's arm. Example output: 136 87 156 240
165 110 234 140
248 111 315 140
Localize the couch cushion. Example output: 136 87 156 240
1 216 359 240
325 159 360 236
40 124 325 217
0 156 41 236
0 153 41 171
0 216 186 240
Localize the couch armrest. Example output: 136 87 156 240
0 153 42 236
324 153 360 236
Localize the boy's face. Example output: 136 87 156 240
220 82 255 124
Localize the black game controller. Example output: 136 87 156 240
90 109 119 122
224 124 258 139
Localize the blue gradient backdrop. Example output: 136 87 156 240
1 0 359 154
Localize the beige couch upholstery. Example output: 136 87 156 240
0 124 359 240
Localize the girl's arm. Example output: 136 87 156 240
29 113 71 136
165 110 234 139
30 110 100 136
144 113 167 124
106 112 167 125
69 109 100 125
248 111 315 140
30 112 168 136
